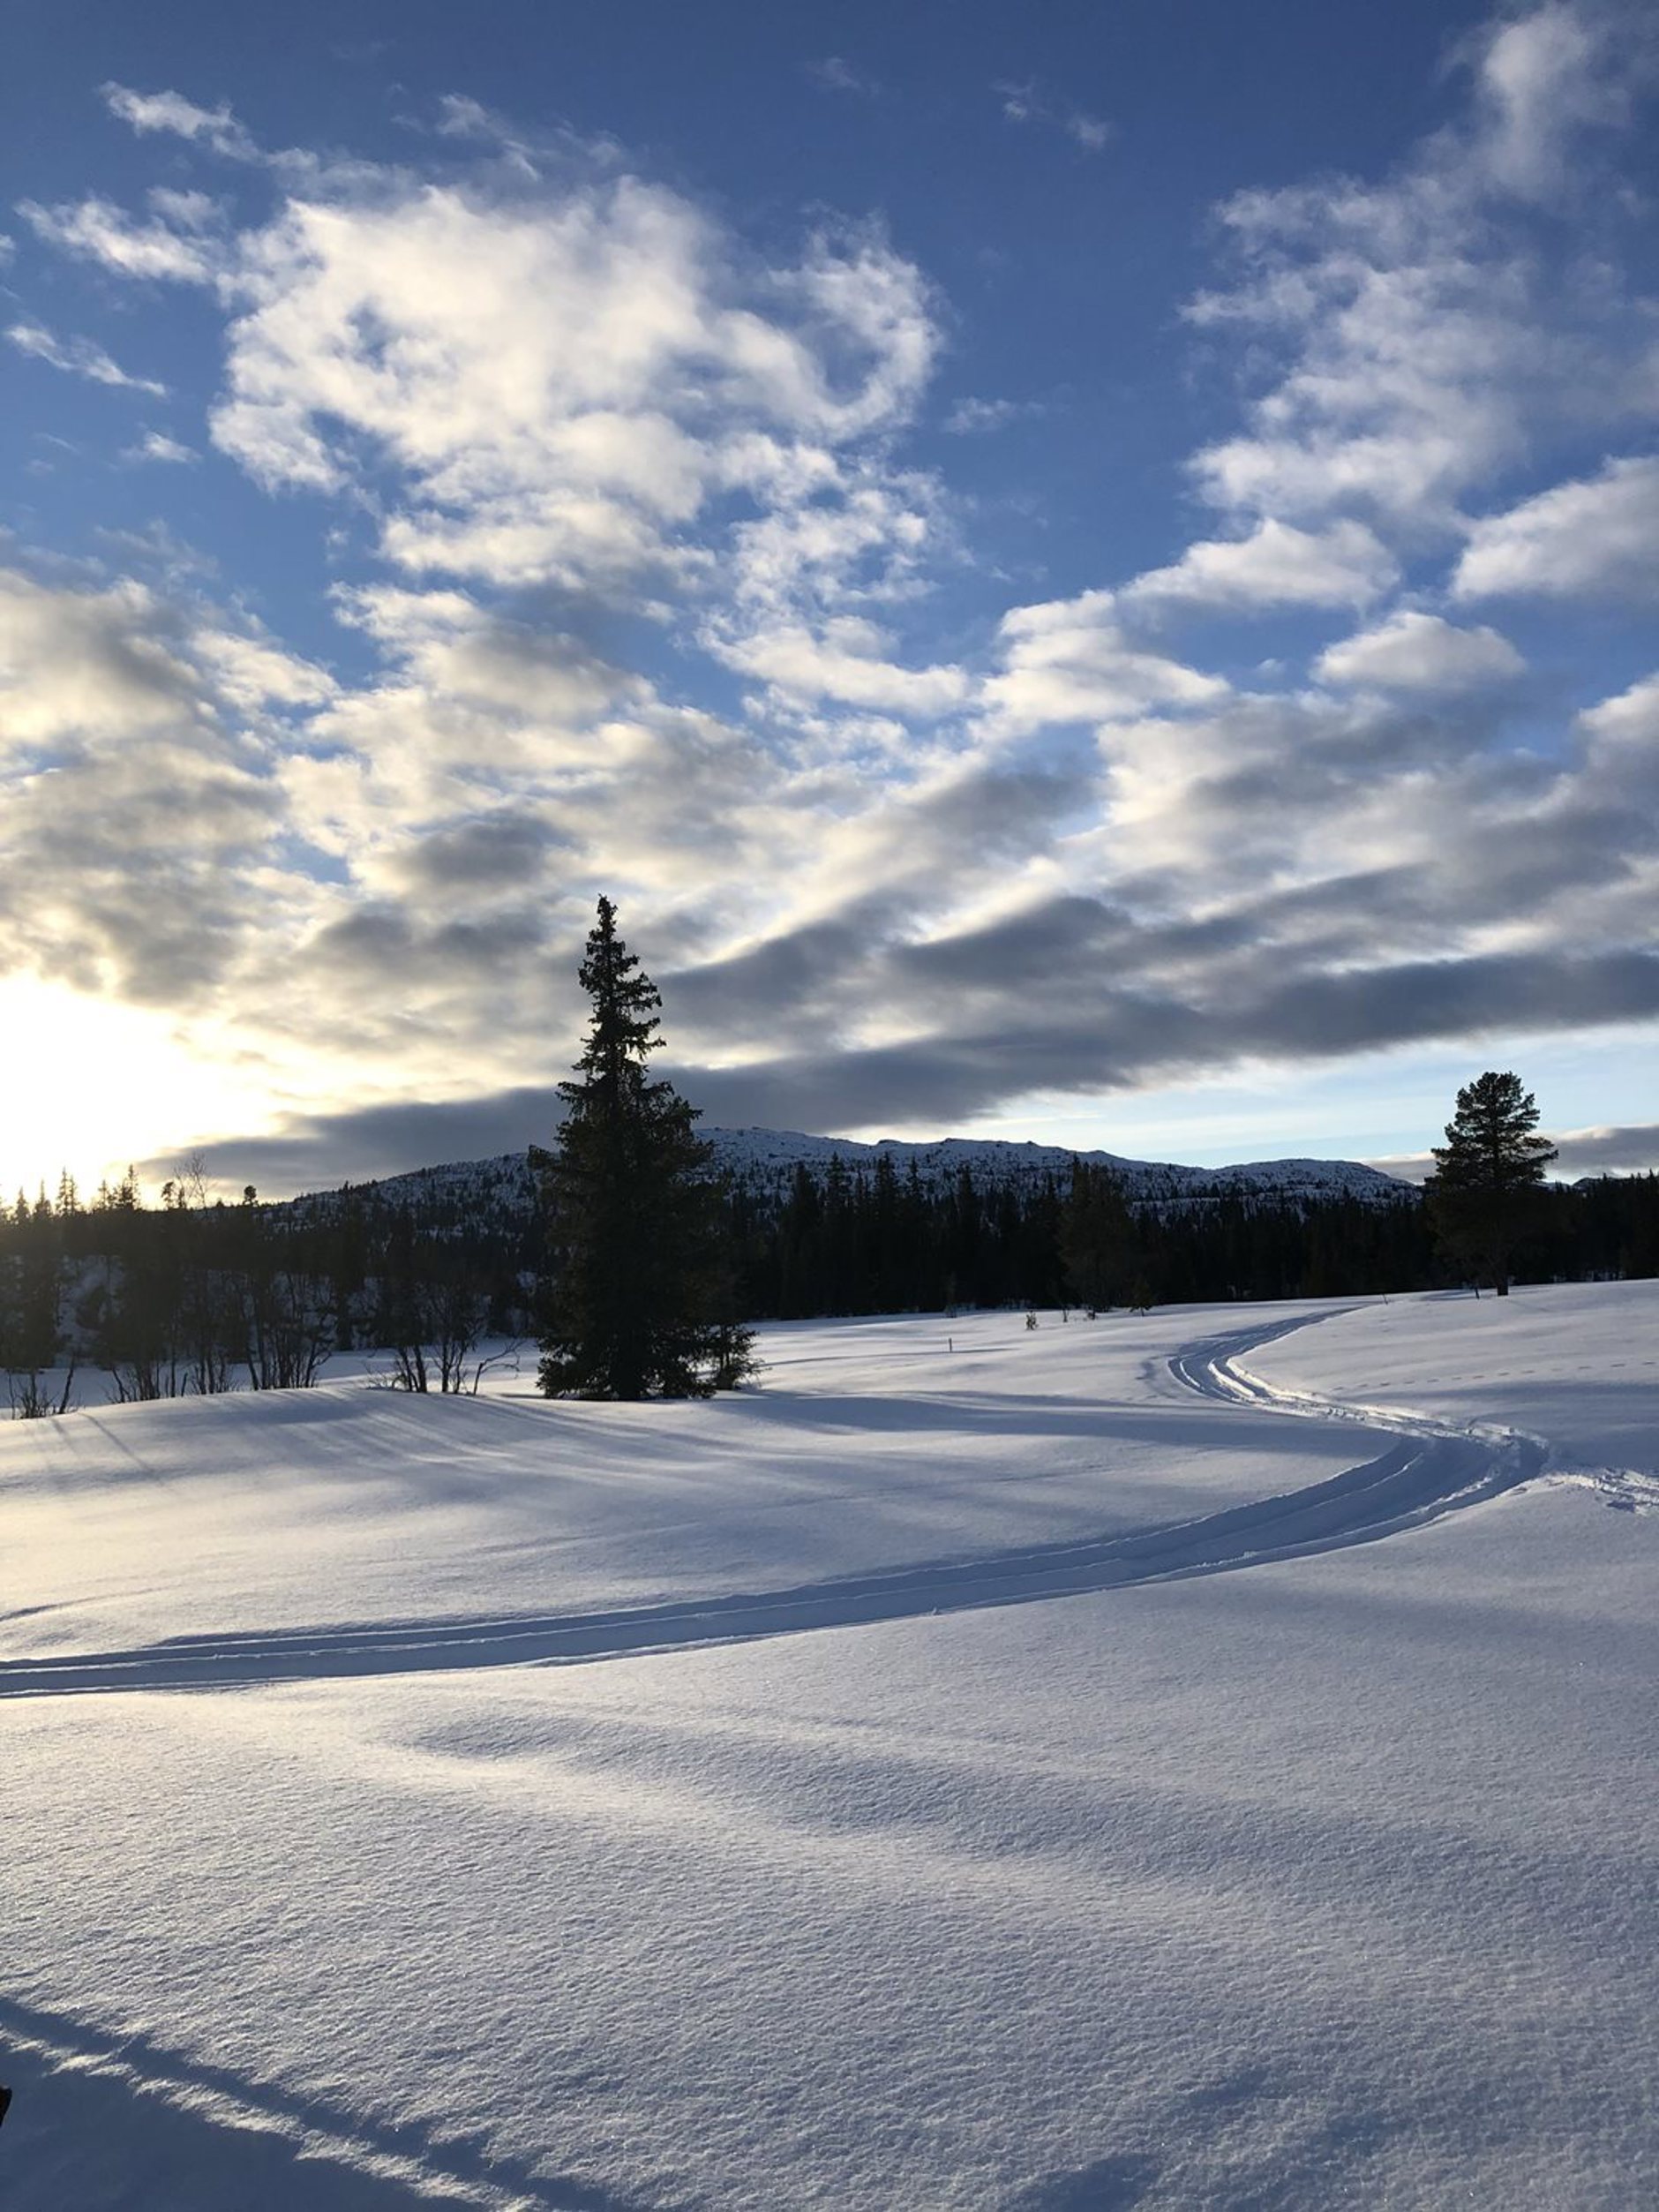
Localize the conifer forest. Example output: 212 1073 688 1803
3 1146 1655 1411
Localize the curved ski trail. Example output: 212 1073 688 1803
0 1309 1543 1698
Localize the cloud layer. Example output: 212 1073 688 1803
5 3 1659 1188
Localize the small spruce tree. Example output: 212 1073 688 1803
535 897 754 1398
1426 1070 1557 1296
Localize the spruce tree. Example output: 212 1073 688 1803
1060 1159 1135 1313
1426 1070 1557 1296
535 898 754 1397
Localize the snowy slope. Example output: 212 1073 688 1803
704 1125 1411 1206
280 1123 1410 1231
2 1288 1655 2209
1 1313 1366 1672
1242 1279 1659 1510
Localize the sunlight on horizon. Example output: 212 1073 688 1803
0 975 277 1201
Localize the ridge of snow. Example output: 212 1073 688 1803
283 1125 1411 1218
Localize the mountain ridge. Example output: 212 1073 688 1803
282 1125 1411 1221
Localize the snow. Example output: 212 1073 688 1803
1240 1280 1659 1509
697 1126 1410 1207
289 1122 1408 1231
2 1287 1655 2208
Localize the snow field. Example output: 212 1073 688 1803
0 1308 1362 1666
1244 1279 1659 1505
1 1288 1655 2208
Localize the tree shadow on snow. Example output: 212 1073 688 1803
0 1420 1535 1699
0 1997 651 2212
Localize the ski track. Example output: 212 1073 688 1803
0 1311 1547 1700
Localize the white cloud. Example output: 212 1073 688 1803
1576 670 1659 805
1183 4 1652 531
124 430 199 465
7 47 1655 1156
191 628 334 709
33 87 953 746
1471 3 1627 201
1187 195 1543 526
21 192 223 282
781 230 939 434
1316 610 1526 692
702 463 952 728
1069 670 1633 927
0 566 331 756
724 471 936 616
6 320 168 396
994 79 1111 152
806 57 879 97
942 395 1041 436
100 82 260 161
1453 454 1659 601
984 591 1228 734
1067 113 1112 154
332 583 639 728
1579 668 1659 745
27 91 957 797
0 569 198 744
197 179 935 599
0 568 296 1007
715 617 969 718
1124 518 1398 614
379 484 699 593
995 79 1040 124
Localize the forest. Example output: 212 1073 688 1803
1 1148 1655 1411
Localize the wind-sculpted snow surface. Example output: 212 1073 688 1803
0 1314 1539 1700
1240 1280 1659 1516
1 1288 1655 2209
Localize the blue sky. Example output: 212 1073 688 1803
2 0 1656 1196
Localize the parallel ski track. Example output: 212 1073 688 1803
0 1311 1541 1697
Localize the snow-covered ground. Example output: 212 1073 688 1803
2 1288 1655 2208
1242 1280 1659 1511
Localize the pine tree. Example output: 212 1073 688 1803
1060 1159 1135 1313
1426 1070 1557 1296
535 897 754 1398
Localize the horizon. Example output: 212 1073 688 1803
15 1106 1652 1210
4 0 1657 1198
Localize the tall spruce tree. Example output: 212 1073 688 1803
1060 1159 1135 1313
535 897 754 1397
1426 1070 1557 1296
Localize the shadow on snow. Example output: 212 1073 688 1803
0 1314 1541 1700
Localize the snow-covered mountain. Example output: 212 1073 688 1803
283 1125 1410 1223
703 1127 1409 1208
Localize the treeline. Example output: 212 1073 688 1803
722 1155 1659 1317
0 1163 530 1411
4 1150 1655 1413
722 1157 1421 1316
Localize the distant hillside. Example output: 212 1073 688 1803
282 1125 1411 1230
702 1128 1410 1208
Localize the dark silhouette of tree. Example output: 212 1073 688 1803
0 1190 75 1416
372 1210 491 1394
1060 1160 1135 1313
90 1168 184 1401
1426 1071 1557 1296
535 897 754 1398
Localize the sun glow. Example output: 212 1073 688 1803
0 976 275 1200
